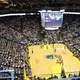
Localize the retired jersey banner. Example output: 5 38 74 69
39 10 64 30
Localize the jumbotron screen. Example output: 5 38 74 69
40 10 64 30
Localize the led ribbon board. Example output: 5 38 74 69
39 10 64 30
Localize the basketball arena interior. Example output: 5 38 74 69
0 0 80 80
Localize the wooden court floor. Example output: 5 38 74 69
28 44 80 78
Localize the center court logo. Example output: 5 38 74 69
46 54 63 64
46 54 62 59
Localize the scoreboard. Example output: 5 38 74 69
39 10 64 30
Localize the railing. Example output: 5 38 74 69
0 69 15 80
51 77 80 80
33 71 80 80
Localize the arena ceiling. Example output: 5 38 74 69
0 0 8 4
0 0 80 13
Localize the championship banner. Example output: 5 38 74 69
39 10 64 30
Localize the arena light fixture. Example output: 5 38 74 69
39 10 46 13
0 13 26 17
45 27 59 30
60 9 65 12
64 12 80 15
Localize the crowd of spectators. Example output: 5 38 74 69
0 14 80 79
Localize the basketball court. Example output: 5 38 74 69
28 44 80 78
